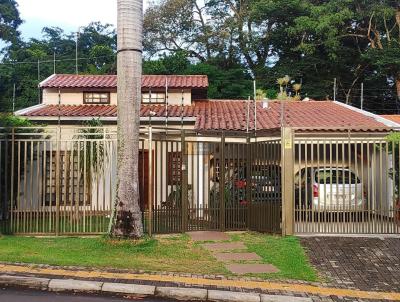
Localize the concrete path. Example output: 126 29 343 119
188 231 280 275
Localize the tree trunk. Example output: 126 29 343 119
396 73 400 101
113 0 144 238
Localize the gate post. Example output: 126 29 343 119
181 130 188 232
219 132 226 231
281 127 294 236
148 126 153 236
246 135 252 229
55 126 61 236
9 128 15 234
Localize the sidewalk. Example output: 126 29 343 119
0 263 399 301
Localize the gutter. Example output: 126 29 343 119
334 101 400 130
18 116 197 123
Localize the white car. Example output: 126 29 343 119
295 167 364 211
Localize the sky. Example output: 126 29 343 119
16 0 118 39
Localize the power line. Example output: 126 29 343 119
0 54 116 66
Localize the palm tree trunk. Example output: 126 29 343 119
113 0 144 238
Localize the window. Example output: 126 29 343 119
83 92 110 104
167 152 181 184
142 92 166 104
315 169 360 184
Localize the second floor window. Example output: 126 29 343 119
84 92 110 104
142 92 166 104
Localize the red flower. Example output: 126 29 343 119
235 180 247 189
240 200 248 205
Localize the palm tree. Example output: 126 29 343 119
112 0 144 238
293 83 302 100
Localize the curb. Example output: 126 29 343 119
0 274 312 302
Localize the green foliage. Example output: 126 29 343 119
386 132 400 195
265 88 278 99
75 118 108 178
0 0 22 43
144 53 253 99
0 114 33 128
386 132 400 143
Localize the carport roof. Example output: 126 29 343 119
17 100 391 132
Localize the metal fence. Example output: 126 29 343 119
294 133 400 234
0 127 117 235
0 126 282 235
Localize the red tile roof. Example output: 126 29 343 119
20 100 389 132
40 74 209 89
380 115 400 124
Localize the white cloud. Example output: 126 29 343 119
17 0 118 29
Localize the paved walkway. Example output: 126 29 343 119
187 231 280 275
300 237 400 293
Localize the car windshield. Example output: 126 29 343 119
315 169 360 184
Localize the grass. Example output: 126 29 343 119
236 233 318 281
0 232 317 282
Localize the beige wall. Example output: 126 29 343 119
43 88 193 106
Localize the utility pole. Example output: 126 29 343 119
12 83 16 115
75 31 79 74
53 52 56 74
360 82 364 110
75 27 83 75
333 78 337 102
38 60 41 104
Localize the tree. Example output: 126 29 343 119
144 0 215 61
112 0 144 238
0 23 117 112
0 0 21 44
285 0 400 108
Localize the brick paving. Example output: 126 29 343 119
301 237 400 293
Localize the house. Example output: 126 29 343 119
380 115 400 124
10 73 400 235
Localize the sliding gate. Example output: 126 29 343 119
142 129 282 234
294 133 400 234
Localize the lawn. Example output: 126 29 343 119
230 233 317 281
0 233 317 282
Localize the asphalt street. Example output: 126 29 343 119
0 288 174 302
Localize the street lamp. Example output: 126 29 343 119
75 26 84 74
